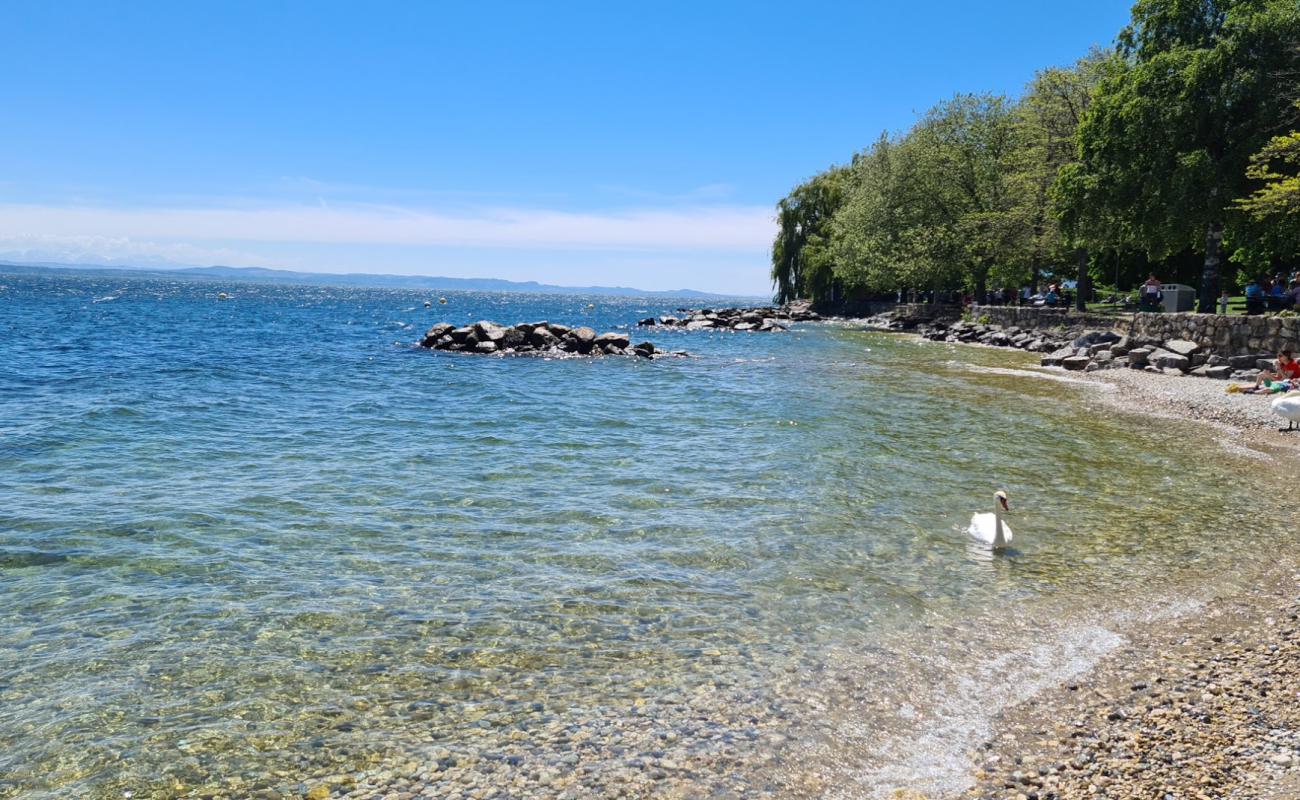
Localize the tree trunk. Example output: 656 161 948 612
1198 221 1224 313
974 264 988 306
1074 248 1089 312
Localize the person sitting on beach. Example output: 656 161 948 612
1229 377 1300 395
1255 350 1300 388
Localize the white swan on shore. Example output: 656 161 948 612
1273 393 1300 432
969 490 1014 550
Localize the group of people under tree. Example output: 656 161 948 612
1243 271 1300 314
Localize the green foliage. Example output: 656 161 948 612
771 167 848 303
1232 102 1300 265
1054 0 1300 311
768 1 1300 309
831 95 1027 300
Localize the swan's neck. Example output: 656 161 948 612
992 503 1007 547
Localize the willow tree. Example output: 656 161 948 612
771 166 848 303
1056 0 1300 312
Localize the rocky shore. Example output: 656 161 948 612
965 569 1300 800
637 302 821 332
420 320 680 358
876 314 1279 381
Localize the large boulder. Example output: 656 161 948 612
632 341 656 358
474 321 507 342
500 328 529 351
1150 350 1190 371
1229 354 1267 370
529 326 560 349
637 317 656 327
421 323 454 347
569 326 598 353
449 326 474 344
685 320 715 330
1126 347 1152 368
1163 339 1200 357
1073 330 1121 349
594 331 630 349
1061 355 1092 371
474 340 498 353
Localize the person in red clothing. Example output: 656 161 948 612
1255 350 1300 388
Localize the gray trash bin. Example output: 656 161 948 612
1160 283 1196 313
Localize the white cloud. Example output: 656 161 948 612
0 202 774 253
0 233 267 267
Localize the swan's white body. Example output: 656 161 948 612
969 491 1013 550
1273 393 1300 430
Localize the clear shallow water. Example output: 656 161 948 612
0 272 1292 799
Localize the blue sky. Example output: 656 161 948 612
0 0 1133 294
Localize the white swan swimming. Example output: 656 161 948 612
969 490 1014 550
1273 393 1300 432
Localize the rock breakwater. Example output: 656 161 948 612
637 302 821 332
420 320 678 358
871 312 1279 381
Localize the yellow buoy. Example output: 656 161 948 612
439 297 448 305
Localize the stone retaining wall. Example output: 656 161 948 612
971 306 1127 333
971 306 1300 357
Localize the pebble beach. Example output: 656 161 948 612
960 364 1300 800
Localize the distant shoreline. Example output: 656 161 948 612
0 260 762 301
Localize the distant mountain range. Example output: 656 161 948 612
0 260 750 299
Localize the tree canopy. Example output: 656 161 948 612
772 0 1300 309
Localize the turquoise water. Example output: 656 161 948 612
0 272 1291 799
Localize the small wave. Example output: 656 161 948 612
949 362 1093 385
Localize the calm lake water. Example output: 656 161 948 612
0 271 1291 799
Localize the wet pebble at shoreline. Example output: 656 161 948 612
965 575 1300 800
1082 368 1290 432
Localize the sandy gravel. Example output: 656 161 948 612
964 569 1300 800
1082 369 1294 430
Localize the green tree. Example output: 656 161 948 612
910 93 1025 302
770 166 848 303
831 96 1024 302
1014 51 1112 309
830 134 958 295
1234 101 1300 264
1055 0 1300 312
